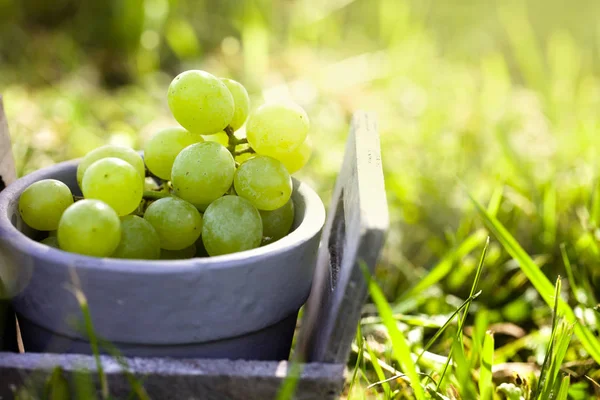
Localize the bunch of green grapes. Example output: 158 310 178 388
18 69 310 259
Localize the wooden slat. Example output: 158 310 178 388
0 352 344 399
295 111 388 363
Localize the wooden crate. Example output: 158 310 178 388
0 97 388 399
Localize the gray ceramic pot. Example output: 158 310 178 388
0 158 325 360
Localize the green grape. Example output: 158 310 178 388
260 198 295 245
196 202 211 212
160 244 196 260
272 137 312 174
143 197 203 250
234 156 292 211
221 78 250 131
82 157 143 216
57 199 121 257
202 131 229 147
167 70 234 135
77 145 144 188
202 196 262 256
112 215 161 260
41 236 60 249
144 127 203 180
19 179 74 231
246 103 309 157
171 142 235 207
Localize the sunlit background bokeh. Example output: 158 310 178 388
2 0 600 397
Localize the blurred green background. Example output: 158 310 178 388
2 0 600 397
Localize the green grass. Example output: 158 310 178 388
4 0 600 398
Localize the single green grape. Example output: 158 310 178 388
234 156 293 211
112 215 161 260
260 198 295 245
76 145 144 188
246 103 309 157
57 199 121 257
144 127 203 180
202 195 262 256
143 197 203 250
82 157 143 216
19 179 74 231
167 70 234 135
160 244 196 260
271 137 312 174
202 131 229 147
41 236 60 249
171 142 235 207
221 78 250 131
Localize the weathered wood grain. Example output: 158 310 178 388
0 352 345 399
296 111 388 364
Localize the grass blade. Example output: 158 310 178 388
67 268 109 400
560 243 581 302
96 338 150 400
347 325 364 397
453 337 477 399
470 310 489 369
438 237 489 388
275 361 304 400
414 291 482 366
479 331 494 400
362 262 426 400
68 269 150 400
540 320 574 400
45 367 70 400
487 185 504 217
364 340 391 398
534 277 562 398
468 191 600 363
555 375 570 400
73 370 98 400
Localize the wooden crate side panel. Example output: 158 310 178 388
0 352 345 400
296 112 389 364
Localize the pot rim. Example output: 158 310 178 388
0 157 326 273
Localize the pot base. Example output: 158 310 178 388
18 311 299 361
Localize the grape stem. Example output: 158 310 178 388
224 125 252 155
143 191 171 200
225 125 237 153
234 148 256 156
